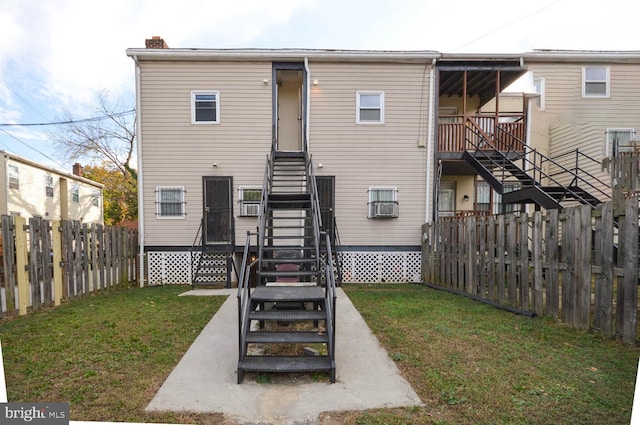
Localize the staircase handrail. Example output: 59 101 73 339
237 231 258 362
306 155 323 267
189 218 204 281
332 217 344 286
322 231 337 366
256 155 272 278
466 121 610 206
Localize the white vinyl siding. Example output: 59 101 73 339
191 90 220 123
138 61 272 246
308 62 431 246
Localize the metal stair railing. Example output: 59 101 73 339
332 218 344 286
307 155 323 274
189 218 205 284
237 231 258 365
256 155 272 279
466 119 611 207
322 230 337 378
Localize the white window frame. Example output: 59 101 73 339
44 175 54 197
582 66 610 98
156 186 186 219
368 186 398 218
606 128 636 157
191 90 220 124
239 186 262 217
356 91 384 124
71 183 80 203
533 78 545 110
8 164 19 190
91 189 100 207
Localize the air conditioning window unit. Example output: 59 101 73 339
242 203 260 217
372 202 397 218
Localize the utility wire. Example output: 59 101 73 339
0 109 135 127
0 128 67 169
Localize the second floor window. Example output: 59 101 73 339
357 91 384 124
8 165 19 190
45 175 54 197
71 183 80 203
191 91 220 123
91 189 100 207
583 66 609 97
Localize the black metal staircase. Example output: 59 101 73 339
190 219 234 288
463 121 610 210
237 151 337 383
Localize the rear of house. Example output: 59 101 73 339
128 39 438 284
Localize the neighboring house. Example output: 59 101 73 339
127 38 635 284
525 50 640 200
0 151 104 224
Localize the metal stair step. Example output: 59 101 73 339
251 285 325 302
258 270 319 278
246 331 327 344
239 356 332 373
249 309 326 321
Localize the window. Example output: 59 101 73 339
606 128 636 157
496 183 520 214
44 175 54 197
357 91 384 124
91 189 100 207
8 164 19 189
533 78 545 110
156 186 186 218
239 187 261 217
71 183 80 203
368 186 398 218
583 66 609 97
191 91 220 123
476 182 492 213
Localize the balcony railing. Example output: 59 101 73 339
437 114 526 153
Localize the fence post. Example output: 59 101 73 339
546 210 559 319
594 202 613 336
14 216 29 315
533 211 543 316
519 212 529 311
1 215 17 316
622 197 638 344
577 205 592 330
52 220 63 306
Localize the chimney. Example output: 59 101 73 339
72 163 84 177
145 36 169 49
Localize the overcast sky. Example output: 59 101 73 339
1 0 638 171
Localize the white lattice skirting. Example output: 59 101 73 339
340 251 421 283
146 250 422 285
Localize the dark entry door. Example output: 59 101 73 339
203 177 233 245
315 176 335 244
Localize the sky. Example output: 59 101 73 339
0 0 638 173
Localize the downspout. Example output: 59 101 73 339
133 55 145 287
304 57 311 151
425 58 436 223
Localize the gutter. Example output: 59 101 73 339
425 58 436 223
133 55 145 288
304 57 310 151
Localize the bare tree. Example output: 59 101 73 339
49 90 136 179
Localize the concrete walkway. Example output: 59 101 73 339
146 288 422 425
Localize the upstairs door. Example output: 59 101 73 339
203 177 234 245
274 63 305 151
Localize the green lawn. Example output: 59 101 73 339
1 284 638 424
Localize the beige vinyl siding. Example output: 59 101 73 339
308 62 431 246
526 62 640 198
139 61 272 246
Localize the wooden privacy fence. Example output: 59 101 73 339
422 197 640 344
0 215 138 317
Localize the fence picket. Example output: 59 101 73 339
622 198 639 343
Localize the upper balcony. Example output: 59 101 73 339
437 113 526 155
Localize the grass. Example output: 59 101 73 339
339 283 640 425
0 286 228 424
0 283 638 424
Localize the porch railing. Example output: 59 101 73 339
437 114 526 153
